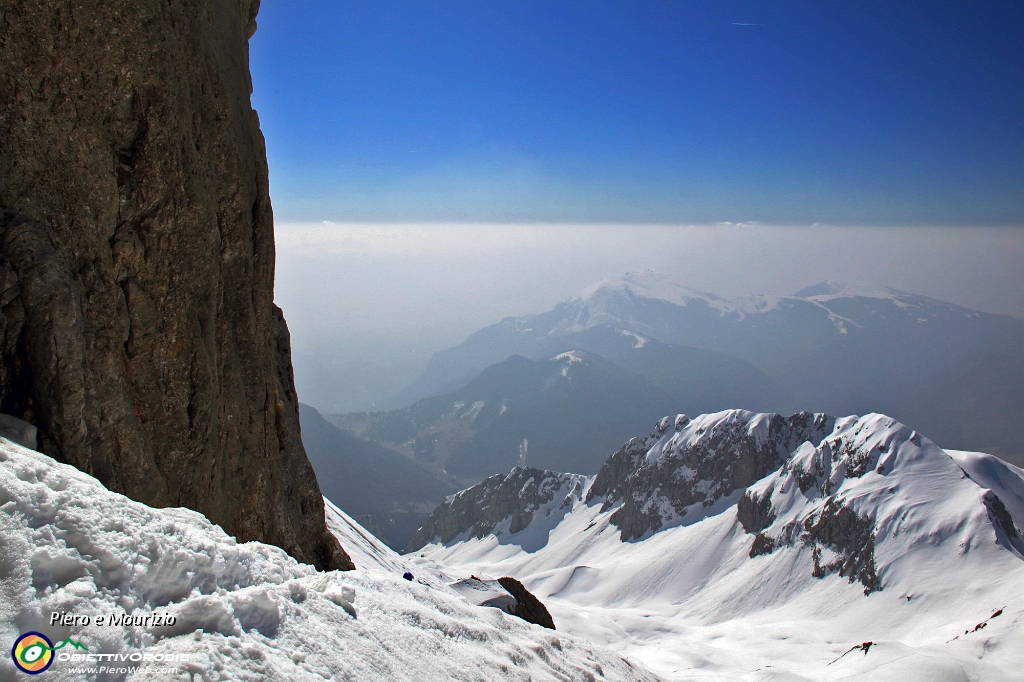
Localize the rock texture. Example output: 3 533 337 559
588 411 834 540
408 467 584 551
449 576 556 630
411 412 836 549
497 577 556 630
0 0 351 570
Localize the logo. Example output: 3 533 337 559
11 632 53 674
10 633 87 675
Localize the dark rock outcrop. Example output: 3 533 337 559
982 489 1024 556
497 577 556 630
588 411 834 540
802 500 880 594
0 1 351 570
450 576 556 630
983 491 1019 540
737 490 775 535
749 532 776 557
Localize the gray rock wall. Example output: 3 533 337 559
408 467 581 551
0 0 352 570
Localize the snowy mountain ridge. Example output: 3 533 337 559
416 410 1024 680
409 468 590 552
562 271 955 331
567 270 785 323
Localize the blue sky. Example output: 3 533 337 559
251 1 1024 225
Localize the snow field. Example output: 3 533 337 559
0 438 656 681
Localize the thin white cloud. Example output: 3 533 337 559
275 223 1024 320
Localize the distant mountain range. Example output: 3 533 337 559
383 272 1024 465
413 409 1024 679
299 403 458 550
324 338 796 488
328 351 686 481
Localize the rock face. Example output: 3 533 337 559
408 467 585 551
0 1 351 570
732 415 949 594
412 411 836 548
588 411 835 540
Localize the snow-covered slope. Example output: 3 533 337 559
416 411 1024 681
323 498 439 581
0 437 656 681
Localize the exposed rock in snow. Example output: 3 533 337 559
408 468 588 551
588 410 835 540
0 436 656 681
497 577 556 630
451 577 519 614
450 577 556 630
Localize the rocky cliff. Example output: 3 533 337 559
0 0 351 570
588 410 834 540
408 467 586 551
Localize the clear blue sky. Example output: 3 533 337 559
250 1 1024 225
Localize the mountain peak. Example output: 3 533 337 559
792 279 907 301
569 271 782 322
574 270 715 306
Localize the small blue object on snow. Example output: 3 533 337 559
403 572 414 581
